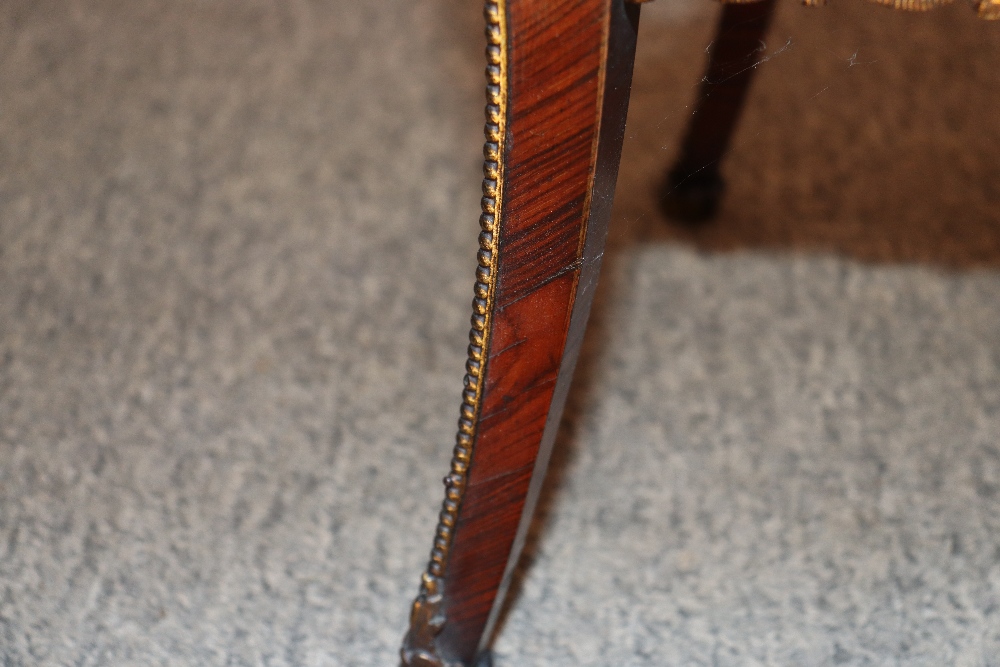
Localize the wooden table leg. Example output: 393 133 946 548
660 0 777 223
401 1 640 665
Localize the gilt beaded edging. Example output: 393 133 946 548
400 2 507 666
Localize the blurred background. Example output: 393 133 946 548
1 0 998 664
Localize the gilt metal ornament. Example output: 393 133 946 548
718 0 999 16
400 1 507 665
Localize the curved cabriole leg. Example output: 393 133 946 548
660 0 777 223
400 1 641 665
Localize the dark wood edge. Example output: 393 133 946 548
401 1 640 665
476 0 641 654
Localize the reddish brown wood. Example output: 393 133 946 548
433 0 641 664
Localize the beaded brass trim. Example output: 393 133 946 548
400 1 507 666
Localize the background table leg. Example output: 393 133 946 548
660 0 777 223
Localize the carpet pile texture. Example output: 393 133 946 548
2 0 999 665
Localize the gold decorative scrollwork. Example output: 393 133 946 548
975 0 1000 18
713 0 1000 16
400 1 507 665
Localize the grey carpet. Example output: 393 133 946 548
1 0 998 665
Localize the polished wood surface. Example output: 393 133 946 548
433 0 640 663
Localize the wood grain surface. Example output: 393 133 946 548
435 0 641 663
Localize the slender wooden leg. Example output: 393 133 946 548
400 1 640 665
660 0 777 223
